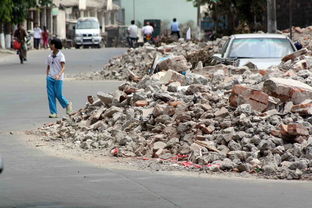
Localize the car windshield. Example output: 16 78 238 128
76 19 99 29
229 38 294 58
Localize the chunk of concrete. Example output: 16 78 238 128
263 78 312 104
229 85 269 112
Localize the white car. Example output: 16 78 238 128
214 34 297 69
74 17 103 48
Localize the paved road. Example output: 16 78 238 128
0 48 311 208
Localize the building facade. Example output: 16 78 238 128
120 0 197 27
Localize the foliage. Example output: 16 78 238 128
187 0 267 32
39 0 54 7
11 0 36 24
0 0 13 23
0 0 53 24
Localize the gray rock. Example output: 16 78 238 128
304 145 312 159
228 140 242 151
237 163 251 172
167 82 181 92
227 150 247 161
97 92 113 106
201 152 226 163
272 146 285 155
220 158 235 171
236 104 252 115
103 106 123 118
263 164 277 175
153 93 174 102
215 107 229 117
185 73 208 85
288 160 308 170
153 141 167 150
258 139 275 151
155 115 171 124
250 135 261 145
133 91 148 102
167 137 180 147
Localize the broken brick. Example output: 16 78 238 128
134 100 149 107
280 123 309 142
281 48 308 63
168 101 183 107
291 103 312 115
229 85 269 112
263 78 312 105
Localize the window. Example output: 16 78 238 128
76 19 99 29
229 38 294 58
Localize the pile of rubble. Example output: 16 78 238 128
33 48 312 180
72 39 224 81
283 26 312 50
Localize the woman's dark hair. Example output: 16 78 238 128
50 38 62 49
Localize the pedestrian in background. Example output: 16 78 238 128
127 20 138 48
46 38 72 118
14 24 27 64
171 18 180 39
142 22 154 43
33 23 42 49
42 26 49 49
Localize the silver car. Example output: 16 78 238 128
214 34 297 69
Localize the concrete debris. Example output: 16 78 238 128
284 26 312 51
33 37 312 180
71 40 220 81
263 78 312 104
281 48 309 63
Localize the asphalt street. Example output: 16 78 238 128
0 48 311 208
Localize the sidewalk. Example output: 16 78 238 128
0 49 15 54
0 49 15 60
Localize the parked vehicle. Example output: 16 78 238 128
74 17 103 49
213 34 296 69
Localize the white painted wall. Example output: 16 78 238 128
120 0 197 25
57 10 66 39
0 33 5 49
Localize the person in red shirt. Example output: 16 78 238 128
42 26 49 49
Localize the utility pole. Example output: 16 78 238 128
133 0 136 21
197 4 200 27
289 0 293 40
267 0 277 33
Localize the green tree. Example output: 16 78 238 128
187 0 267 33
11 0 36 24
39 0 54 7
0 0 13 24
0 0 53 25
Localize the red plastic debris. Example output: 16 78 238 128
111 148 119 156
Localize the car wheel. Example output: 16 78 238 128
98 41 104 48
75 45 80 49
